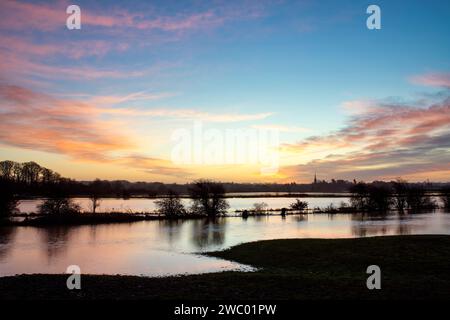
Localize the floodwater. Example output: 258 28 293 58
17 196 349 214
1 197 449 277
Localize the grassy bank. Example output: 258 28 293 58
1 235 450 300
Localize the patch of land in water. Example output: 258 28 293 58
1 235 450 300
3 212 210 226
4 209 349 226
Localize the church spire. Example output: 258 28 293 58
314 171 317 184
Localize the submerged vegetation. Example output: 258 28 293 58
441 186 450 209
155 190 186 217
289 199 308 212
38 197 81 216
188 180 229 217
350 180 438 213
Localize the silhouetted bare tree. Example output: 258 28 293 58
290 199 308 212
155 190 186 217
406 185 435 212
0 160 14 180
22 161 41 185
188 180 229 217
12 162 23 183
0 180 18 219
38 197 81 215
89 179 103 214
350 182 391 212
350 182 370 210
252 202 268 214
440 186 450 209
392 179 408 212
367 184 392 212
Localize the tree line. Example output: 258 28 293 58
350 180 450 213
2 160 449 198
1 160 450 219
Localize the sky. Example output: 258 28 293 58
0 0 449 183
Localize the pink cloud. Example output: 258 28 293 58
0 35 128 59
0 0 266 32
410 72 450 88
282 95 450 182
0 49 156 81
0 1 272 87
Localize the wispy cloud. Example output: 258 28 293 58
0 85 198 178
410 72 450 88
281 93 450 182
119 109 273 122
43 90 272 122
0 0 271 87
85 92 177 106
0 0 267 32
0 35 128 60
0 85 136 161
0 85 272 168
251 124 310 133
0 50 161 81
116 155 193 179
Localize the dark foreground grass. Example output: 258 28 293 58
1 235 450 300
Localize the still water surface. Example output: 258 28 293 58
17 196 348 213
1 197 449 277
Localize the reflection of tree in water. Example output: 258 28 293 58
351 212 389 221
351 225 389 237
294 214 308 223
0 226 17 260
190 218 226 249
396 222 411 235
37 226 75 261
158 219 184 245
88 225 97 242
351 213 390 237
252 215 269 222
351 212 430 237
350 213 366 221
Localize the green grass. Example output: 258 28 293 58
1 235 450 300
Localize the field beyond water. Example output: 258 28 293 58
1 235 450 300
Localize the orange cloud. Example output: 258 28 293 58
0 85 275 179
0 85 197 179
116 155 193 179
0 85 135 161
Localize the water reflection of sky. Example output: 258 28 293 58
17 197 352 213
1 211 449 277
